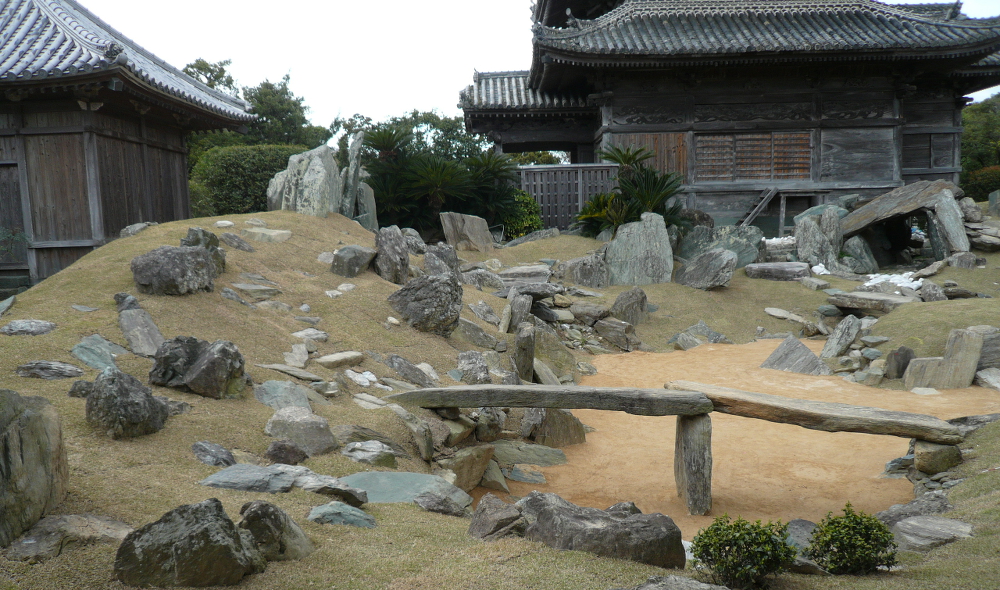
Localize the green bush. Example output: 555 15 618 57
805 503 897 575
502 190 544 239
962 165 1000 202
188 179 216 218
691 515 795 590
192 144 307 214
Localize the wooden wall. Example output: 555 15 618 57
0 100 191 282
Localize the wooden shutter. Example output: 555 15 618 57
695 135 735 181
773 132 811 180
613 133 688 177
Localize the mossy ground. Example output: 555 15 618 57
1 211 999 589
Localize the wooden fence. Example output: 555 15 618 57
518 164 619 229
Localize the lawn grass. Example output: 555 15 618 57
1 211 999 589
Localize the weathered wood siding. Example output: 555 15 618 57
0 163 26 267
819 128 897 182
612 132 687 177
23 134 91 242
519 164 618 229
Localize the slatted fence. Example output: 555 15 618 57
518 164 619 229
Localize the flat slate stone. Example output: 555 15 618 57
827 291 919 314
16 361 84 380
744 262 811 281
72 334 128 371
71 305 99 312
1 319 56 336
491 440 567 467
760 336 832 376
0 295 15 316
256 364 325 382
338 472 472 508
668 380 962 445
199 463 298 494
241 228 292 243
307 502 376 528
254 381 313 411
385 385 713 417
118 309 164 357
892 516 973 552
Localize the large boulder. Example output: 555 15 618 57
557 251 610 288
891 516 973 552
264 406 338 457
114 498 266 587
468 493 527 541
518 492 685 568
149 336 247 399
677 224 764 269
388 273 464 337
521 408 587 447
266 144 343 217
610 287 649 326
131 246 218 296
237 500 314 562
440 212 495 252
436 445 495 492
0 390 68 548
330 246 376 278
675 248 737 290
86 367 169 439
605 213 674 285
374 225 410 285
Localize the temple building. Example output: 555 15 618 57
0 0 252 287
461 0 1000 227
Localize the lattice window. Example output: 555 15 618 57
695 132 811 182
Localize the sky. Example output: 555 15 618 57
76 0 1000 128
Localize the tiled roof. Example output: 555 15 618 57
460 71 589 110
0 0 252 122
536 0 1000 61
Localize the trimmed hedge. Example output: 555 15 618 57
502 190 544 239
192 144 307 214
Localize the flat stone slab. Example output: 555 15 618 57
241 228 292 242
744 262 811 281
231 284 281 301
385 385 714 417
338 472 472 508
667 380 962 445
72 334 128 371
827 291 919 314
892 516 972 552
491 440 567 467
256 364 324 382
1 319 55 336
315 351 363 369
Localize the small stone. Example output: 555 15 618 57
307 502 376 528
71 305 98 313
241 228 291 242
192 441 236 467
912 387 942 396
265 440 309 465
214 221 234 228
1 319 56 336
341 441 397 468
16 360 85 380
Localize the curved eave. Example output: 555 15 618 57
463 107 597 119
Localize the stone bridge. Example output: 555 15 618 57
386 382 962 516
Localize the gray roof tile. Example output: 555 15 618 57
460 71 588 110
536 0 1000 60
0 0 252 122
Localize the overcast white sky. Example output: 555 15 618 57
77 0 1000 128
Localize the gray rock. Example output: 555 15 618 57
374 225 410 285
606 213 674 285
237 501 314 562
192 441 237 467
1 319 56 336
842 235 879 274
610 575 728 590
959 197 984 223
149 336 246 399
0 295 14 316
533 358 561 385
760 336 832 376
71 334 128 371
892 516 972 552
595 317 642 352
610 287 649 326
840 180 968 251
385 403 434 461
455 318 499 350
469 301 501 326
569 302 610 327
558 251 610 288
468 494 527 540
338 472 473 508
385 354 436 388
744 262 811 281
404 234 427 255
118 307 165 358
341 441 397 468
198 464 296 494
220 232 255 253
267 144 342 217
521 408 587 447
975 368 1000 390
314 351 363 370
476 407 506 443
265 440 308 466
253 381 312 411
913 440 962 475
330 424 410 458
4 514 132 563
505 228 559 248
425 243 462 275
86 367 168 439
820 315 861 359
414 492 468 517
885 346 916 379
436 445 495 492
461 269 505 291
67 380 94 398
876 490 952 527
504 464 547 483
114 498 265 587
480 460 509 492
130 246 218 295
675 248 737 290
458 351 491 385
179 227 226 274
15 360 84 380
119 221 157 238
678 224 765 269
264 406 338 457
388 273 464 337
491 439 567 467
504 282 565 301
440 211 495 252
232 283 281 301
522 491 685 568
508 294 533 334
308 502 376 528
903 328 983 390
499 264 552 286
330 245 376 278
668 320 732 345
513 322 536 383
0 390 68 548
801 277 831 290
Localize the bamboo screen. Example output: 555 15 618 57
695 132 811 182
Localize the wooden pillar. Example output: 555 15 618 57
82 112 105 245
674 413 712 516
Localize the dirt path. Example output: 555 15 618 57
500 340 1000 539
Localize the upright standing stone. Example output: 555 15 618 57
989 190 1000 217
610 287 649 326
760 336 832 376
605 213 674 285
508 294 532 334
513 322 536 383
820 315 861 359
374 226 410 285
674 414 712 516
440 212 495 252
903 329 983 390
266 144 343 217
885 346 916 379
674 248 738 290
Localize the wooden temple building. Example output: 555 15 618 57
461 0 1000 229
0 0 253 288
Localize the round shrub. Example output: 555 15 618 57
192 144 307 214
502 190 544 239
962 165 1000 202
805 502 897 575
691 515 795 590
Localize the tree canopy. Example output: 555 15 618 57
182 58 238 95
961 91 1000 175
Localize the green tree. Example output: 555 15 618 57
243 74 331 148
961 92 1000 176
507 151 566 165
182 58 238 94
